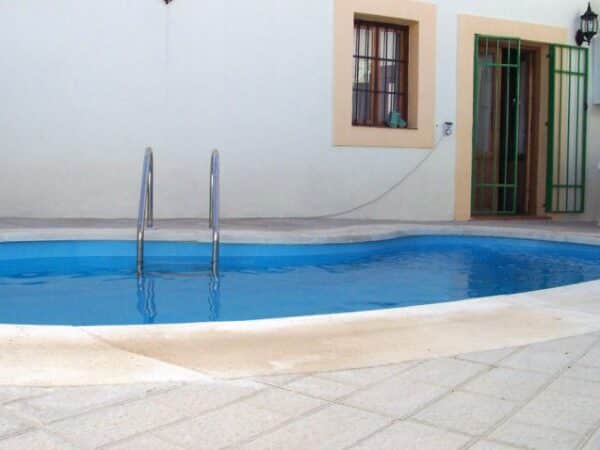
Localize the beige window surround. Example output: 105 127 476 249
334 0 437 148
454 14 568 220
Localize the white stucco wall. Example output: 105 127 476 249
588 0 600 223
0 0 596 220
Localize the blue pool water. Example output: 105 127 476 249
1 236 599 326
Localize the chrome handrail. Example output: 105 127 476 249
136 147 154 273
209 149 220 277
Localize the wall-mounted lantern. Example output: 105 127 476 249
576 2 599 46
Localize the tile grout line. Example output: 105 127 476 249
576 338 600 450
0 425 39 445
100 430 189 450
460 333 600 450
90 386 273 450
269 360 424 404
390 340 583 448
309 360 420 385
225 361 435 449
469 437 524 449
0 388 57 407
246 374 306 389
265 360 431 420
341 350 520 450
234 349 523 449
1 382 266 449
0 417 91 450
343 416 476 450
0 382 185 430
34 427 91 450
577 416 600 450
380 361 509 445
402 356 508 421
454 345 525 366
317 358 500 449
339 421 400 450
33 385 195 450
221 402 341 450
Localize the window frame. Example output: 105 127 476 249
333 0 437 149
352 19 410 128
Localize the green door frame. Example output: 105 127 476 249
546 44 589 214
471 34 522 215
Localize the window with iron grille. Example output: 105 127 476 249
352 20 409 128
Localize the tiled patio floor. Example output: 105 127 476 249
1 332 599 450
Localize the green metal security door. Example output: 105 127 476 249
472 35 522 215
546 45 589 213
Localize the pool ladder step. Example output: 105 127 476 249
136 148 154 274
209 149 220 278
135 148 221 277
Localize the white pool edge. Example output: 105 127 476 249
1 222 599 386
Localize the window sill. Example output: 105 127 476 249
352 124 419 131
335 125 433 148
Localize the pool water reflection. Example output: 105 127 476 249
1 236 600 325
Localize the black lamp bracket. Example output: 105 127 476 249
576 29 586 46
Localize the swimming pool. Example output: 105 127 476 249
1 235 599 326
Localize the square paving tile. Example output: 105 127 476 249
526 335 597 357
469 440 524 450
286 375 358 401
242 387 325 416
154 403 284 449
547 374 600 398
237 404 390 450
315 362 416 387
0 429 79 450
578 345 600 368
5 384 173 424
512 389 600 434
0 408 34 440
461 367 549 402
341 377 447 418
400 358 488 388
150 380 261 418
583 426 600 450
564 363 600 382
490 420 581 450
457 347 517 365
499 346 578 374
349 420 470 450
154 388 321 448
252 374 303 387
47 396 186 448
414 391 516 436
0 387 53 405
103 433 184 449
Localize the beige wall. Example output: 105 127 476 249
334 0 436 148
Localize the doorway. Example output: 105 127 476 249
471 36 541 216
471 35 589 218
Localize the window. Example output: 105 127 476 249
334 0 436 148
352 20 409 128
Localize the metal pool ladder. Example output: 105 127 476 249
136 147 154 274
209 149 220 277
